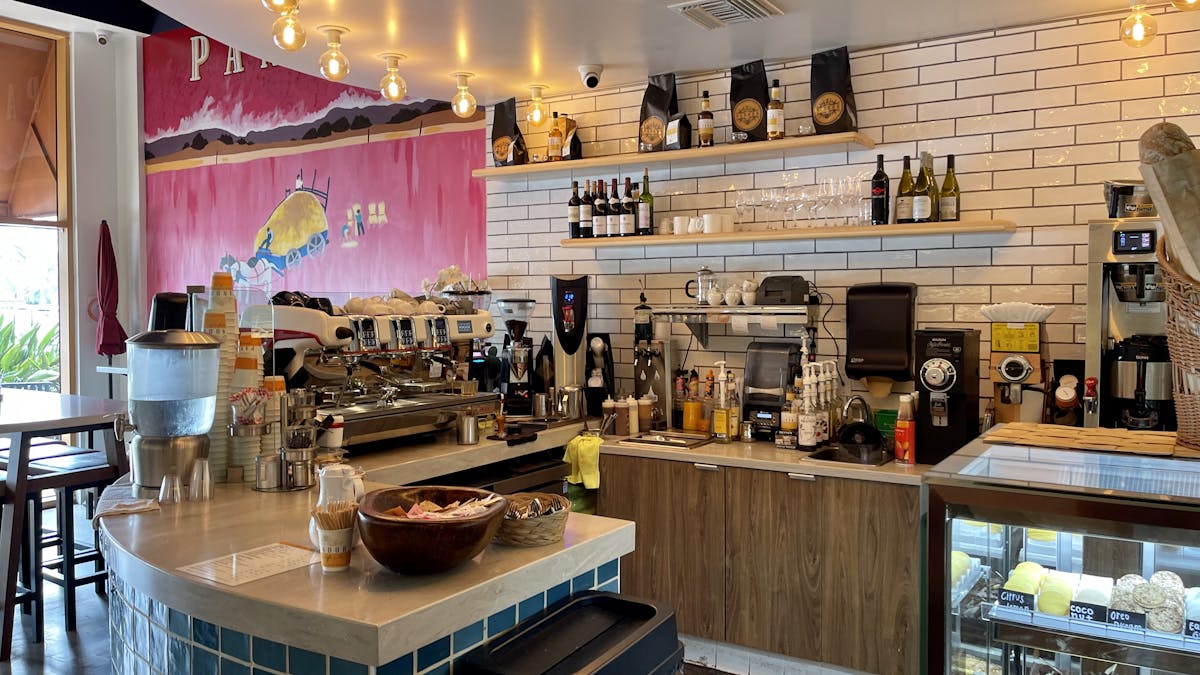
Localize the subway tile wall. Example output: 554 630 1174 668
483 6 1200 405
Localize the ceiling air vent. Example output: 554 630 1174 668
669 0 784 30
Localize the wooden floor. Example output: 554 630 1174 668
682 664 728 675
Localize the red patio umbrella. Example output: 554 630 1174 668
96 220 128 397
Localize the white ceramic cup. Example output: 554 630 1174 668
660 218 674 235
703 214 720 234
742 290 757 306
706 287 725 306
673 216 688 235
689 217 704 234
417 300 445 314
724 288 742 306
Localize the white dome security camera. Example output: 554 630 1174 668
95 29 112 46
578 65 603 89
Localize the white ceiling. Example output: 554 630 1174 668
143 0 1134 104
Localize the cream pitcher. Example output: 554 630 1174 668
308 463 365 549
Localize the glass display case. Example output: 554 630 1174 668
926 439 1200 675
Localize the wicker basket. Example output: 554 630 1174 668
1156 239 1200 457
494 492 570 547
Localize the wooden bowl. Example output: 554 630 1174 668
357 486 508 574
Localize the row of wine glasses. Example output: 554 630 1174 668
733 171 872 230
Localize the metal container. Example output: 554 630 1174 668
255 453 281 489
129 435 209 493
457 413 480 445
532 393 550 418
559 386 584 420
1110 361 1174 401
290 459 314 488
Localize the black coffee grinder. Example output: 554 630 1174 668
915 328 980 465
495 298 536 415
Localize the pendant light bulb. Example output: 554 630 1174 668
1170 0 1199 9
316 26 350 82
261 0 298 14
379 53 408 102
1121 3 1158 47
526 85 549 127
271 12 306 52
451 72 477 118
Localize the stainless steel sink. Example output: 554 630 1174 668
805 444 892 466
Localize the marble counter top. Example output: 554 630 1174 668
601 438 929 486
99 476 633 666
352 422 585 485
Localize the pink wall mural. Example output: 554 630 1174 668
142 28 485 300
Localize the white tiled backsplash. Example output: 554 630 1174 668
483 6 1200 407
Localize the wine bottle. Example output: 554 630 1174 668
593 179 608 237
912 155 932 223
767 79 784 140
579 180 594 237
698 90 714 147
940 154 960 222
608 178 621 235
870 154 889 225
567 181 581 238
548 112 563 161
896 156 915 224
638 167 654 235
921 151 940 221
620 177 636 236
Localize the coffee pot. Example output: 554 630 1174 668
684 266 716 306
308 463 365 548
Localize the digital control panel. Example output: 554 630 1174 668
1113 229 1156 254
429 317 450 348
350 317 380 352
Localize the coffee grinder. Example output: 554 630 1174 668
550 275 589 389
989 321 1044 423
1084 218 1174 429
914 328 980 465
494 298 536 415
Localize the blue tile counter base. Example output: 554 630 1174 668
110 560 620 675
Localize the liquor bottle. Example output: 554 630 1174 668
592 179 608 237
921 151 940 221
579 180 594 237
698 90 714 147
767 79 784 140
608 178 621 235
567 181 581 238
940 154 960 222
548 112 563 161
912 154 932 223
725 371 741 443
895 156 915 224
711 361 729 443
637 167 654 235
870 154 890 225
620 177 636 236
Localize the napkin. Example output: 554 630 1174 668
564 434 602 489
92 497 160 528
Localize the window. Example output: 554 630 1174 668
0 20 69 392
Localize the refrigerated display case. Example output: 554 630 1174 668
925 437 1200 675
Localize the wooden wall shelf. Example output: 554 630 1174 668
472 132 875 180
557 220 1017 248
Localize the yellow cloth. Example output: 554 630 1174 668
564 434 602 489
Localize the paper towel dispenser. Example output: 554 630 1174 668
845 283 917 383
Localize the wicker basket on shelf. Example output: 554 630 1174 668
1156 238 1200 457
494 492 570 547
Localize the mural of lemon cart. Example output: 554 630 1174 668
249 171 332 276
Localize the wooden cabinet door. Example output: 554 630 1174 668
724 467 825 661
819 477 920 675
596 454 726 640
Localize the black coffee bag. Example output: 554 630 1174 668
811 46 858 134
638 73 678 153
730 60 768 142
491 97 528 166
665 113 692 151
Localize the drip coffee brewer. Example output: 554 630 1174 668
495 298 536 415
116 330 221 498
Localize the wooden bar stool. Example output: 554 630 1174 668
0 479 45 643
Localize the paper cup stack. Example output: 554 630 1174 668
203 310 235 482
263 376 286 455
230 355 263 480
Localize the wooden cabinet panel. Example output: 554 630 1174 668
818 477 919 675
724 468 824 660
596 454 726 640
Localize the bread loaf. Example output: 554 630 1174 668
1140 122 1196 165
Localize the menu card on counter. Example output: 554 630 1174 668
178 543 318 586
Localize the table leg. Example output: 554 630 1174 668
1 431 32 661
102 428 127 477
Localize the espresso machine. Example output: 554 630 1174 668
914 328 980 465
495 298 536 414
551 275 590 388
1084 218 1174 429
743 341 805 440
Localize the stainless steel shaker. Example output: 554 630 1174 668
457 413 479 445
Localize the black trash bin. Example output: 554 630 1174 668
456 591 684 675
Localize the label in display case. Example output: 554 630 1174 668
1108 608 1147 630
998 589 1035 611
1187 619 1200 640
1069 601 1107 623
